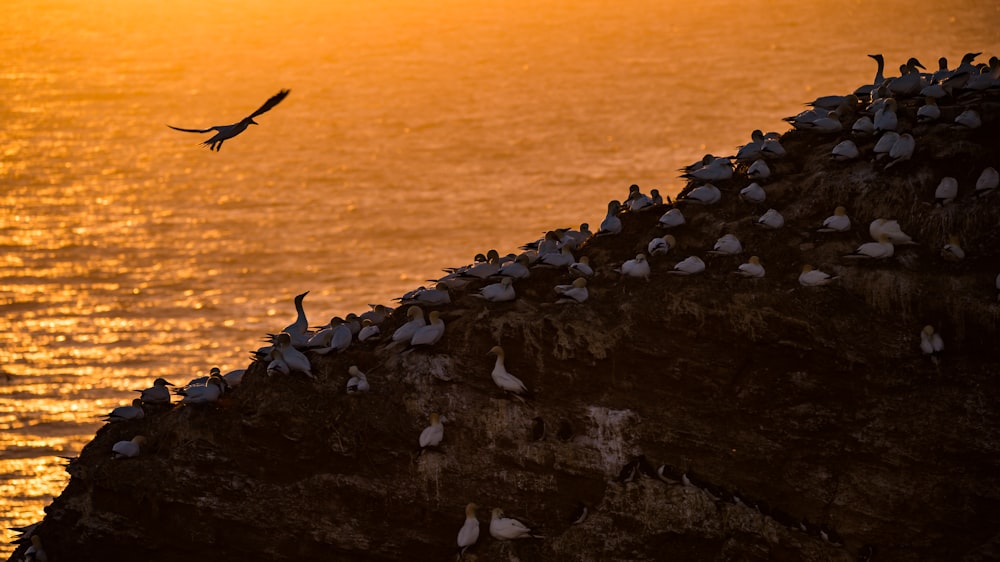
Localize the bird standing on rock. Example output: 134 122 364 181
490 508 544 540
168 89 290 151
488 346 531 397
456 503 480 559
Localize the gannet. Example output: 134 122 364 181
975 167 999 196
683 184 722 205
489 508 544 540
831 139 859 161
872 132 900 160
739 182 766 203
869 219 915 245
734 131 764 162
844 233 895 259
457 503 480 558
360 303 393 325
418 412 444 451
24 535 47 562
916 97 940 123
808 94 855 110
887 58 926 96
569 256 594 278
762 132 786 157
854 54 886 97
934 177 958 205
954 109 981 129
708 233 742 255
755 208 785 229
555 278 588 303
178 374 226 405
931 57 950 82
266 348 291 376
476 277 516 302
884 133 915 169
571 502 589 525
346 365 370 394
308 317 352 354
874 98 898 132
670 256 706 275
626 184 653 212
497 254 531 279
102 398 146 423
488 346 530 396
401 284 452 306
616 253 651 280
650 189 663 206
941 235 965 261
683 157 733 181
851 116 875 134
819 206 851 232
560 223 592 249
460 250 503 279
747 159 771 179
955 52 982 76
112 435 147 459
920 325 944 355
358 319 380 342
136 377 174 405
168 89 290 151
409 310 445 348
537 245 575 268
804 111 843 133
281 291 310 342
596 200 623 236
274 332 313 377
391 306 427 343
647 234 675 256
658 208 686 228
799 264 837 286
736 256 765 278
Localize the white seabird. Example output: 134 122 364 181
735 131 764 162
831 139 859 161
409 310 445 348
497 254 531 279
391 306 427 343
24 535 46 562
869 219 916 245
457 503 481 558
920 325 944 355
954 109 981 129
418 412 444 451
736 256 765 278
266 348 290 376
844 233 894 259
280 290 311 346
401 283 452 306
874 98 898 133
755 208 785 229
616 253 651 280
916 97 940 123
851 115 875 135
819 206 851 232
747 159 771 179
739 182 766 203
308 317 353 354
941 235 965 261
537 245 575 268
935 177 959 206
647 235 675 257
683 184 722 205
555 278 588 304
459 250 503 279
168 89 290 151
658 208 686 228
887 58 926 96
476 277 516 302
112 435 147 459
178 374 226 405
596 200 623 236
358 319 380 342
488 346 530 397
360 303 393 325
708 233 742 255
872 131 900 160
569 256 594 278
346 365 370 394
683 157 733 181
884 133 915 169
626 184 653 212
561 223 592 249
975 167 999 196
274 332 313 378
136 377 174 405
669 256 706 275
489 508 544 540
798 264 837 286
854 53 886 97
102 398 145 423
762 133 786 157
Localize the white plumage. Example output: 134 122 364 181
488 346 530 396
489 508 544 540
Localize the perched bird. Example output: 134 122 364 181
852 116 875 135
458 250 502 279
273 332 313 378
869 219 915 245
266 348 290 376
178 374 226 405
683 157 732 181
24 535 47 562
555 278 588 303
799 264 837 286
755 208 785 229
102 398 146 423
854 54 886 98
418 412 444 452
747 159 771 179
873 131 900 160
476 277 516 302
112 435 147 459
682 184 722 205
168 89 290 151
497 254 531 280
762 133 786 157
626 184 654 212
307 317 352 354
401 283 452 305
359 303 393 325
669 256 706 275
916 97 940 123
934 177 958 206
736 256 765 278
920 325 944 355
873 98 898 132
954 109 981 129
657 208 686 228
391 306 427 343
647 235 675 256
975 167 999 196
831 139 859 161
136 377 174 405
536 245 575 268
456 503 481 559
887 58 926 96
488 346 531 397
596 200 623 236
885 133 915 169
346 365 370 394
358 318 380 342
569 256 594 278
616 253 651 280
941 235 965 261
844 233 894 259
408 310 446 348
819 206 851 232
708 233 742 255
739 182 766 203
281 290 311 343
735 131 764 162
489 508 544 540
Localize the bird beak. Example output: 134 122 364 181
249 119 259 125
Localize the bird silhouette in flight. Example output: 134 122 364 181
168 89 290 151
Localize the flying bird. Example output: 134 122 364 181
168 89 290 151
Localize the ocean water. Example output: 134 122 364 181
1 0 997 552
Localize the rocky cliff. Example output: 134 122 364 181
12 85 1000 562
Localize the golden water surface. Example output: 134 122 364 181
1 0 997 554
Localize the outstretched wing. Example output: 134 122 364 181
167 125 215 134
247 89 290 120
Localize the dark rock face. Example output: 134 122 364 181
15 91 1000 562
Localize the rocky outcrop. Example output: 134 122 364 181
14 89 1000 562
